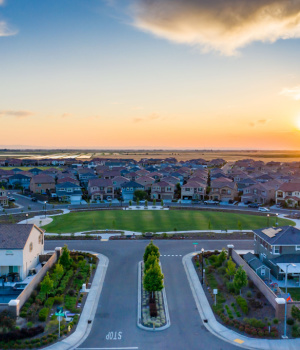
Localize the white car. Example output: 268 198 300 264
258 207 270 212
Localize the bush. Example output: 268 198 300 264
54 295 64 305
291 305 300 322
287 318 294 326
243 317 265 328
246 291 252 298
26 322 33 328
248 280 254 289
256 291 262 299
217 266 226 275
292 324 300 338
45 297 54 309
273 318 279 324
226 282 235 294
236 296 248 315
38 308 49 322
0 326 44 342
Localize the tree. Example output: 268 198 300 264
143 260 164 298
134 190 148 201
153 198 156 206
217 249 227 265
226 257 236 281
144 252 158 271
60 245 73 270
53 263 64 281
40 272 53 298
237 221 242 232
208 219 212 230
233 265 248 295
143 240 160 263
161 199 164 207
129 200 132 206
175 183 181 199
136 198 140 206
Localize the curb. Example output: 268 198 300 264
137 261 171 331
44 250 109 350
183 252 300 350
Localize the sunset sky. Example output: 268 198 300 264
1 0 300 149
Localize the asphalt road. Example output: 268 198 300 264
45 239 254 350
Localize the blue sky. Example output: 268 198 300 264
1 0 300 149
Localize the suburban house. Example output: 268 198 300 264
121 181 145 201
0 224 44 280
276 183 300 207
8 174 31 189
112 176 130 190
253 226 300 282
56 182 82 204
0 189 8 207
135 176 155 191
241 183 276 204
151 181 175 200
30 174 56 194
181 180 206 200
209 180 238 202
243 252 271 280
28 168 43 176
88 178 114 201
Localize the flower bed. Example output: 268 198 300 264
193 251 280 338
0 247 98 348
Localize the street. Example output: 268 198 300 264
45 239 253 350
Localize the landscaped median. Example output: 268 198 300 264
183 252 300 350
138 241 170 331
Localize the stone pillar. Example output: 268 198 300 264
8 299 20 317
55 247 62 259
227 244 234 258
275 298 286 321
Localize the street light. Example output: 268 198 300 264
267 214 270 227
201 248 205 285
275 213 279 226
26 213 28 224
284 263 296 339
44 201 47 219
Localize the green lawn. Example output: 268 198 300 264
43 210 294 233
287 288 300 301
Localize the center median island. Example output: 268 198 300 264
138 241 170 331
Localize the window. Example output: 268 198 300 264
296 246 300 251
261 268 266 276
67 188 72 192
274 246 280 254
29 242 33 252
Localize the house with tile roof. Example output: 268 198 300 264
88 178 114 201
121 181 145 201
209 179 238 202
0 224 44 280
181 180 206 200
56 182 82 204
0 189 8 207
151 181 175 201
276 182 300 207
30 174 55 194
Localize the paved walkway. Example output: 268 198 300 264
183 252 300 350
18 209 70 227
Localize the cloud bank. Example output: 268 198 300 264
0 1 17 37
280 86 300 100
0 110 34 118
131 0 300 55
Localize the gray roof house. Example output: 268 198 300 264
243 252 271 280
253 226 300 281
56 182 83 204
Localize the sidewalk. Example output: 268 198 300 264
183 252 300 350
18 209 70 226
45 251 109 350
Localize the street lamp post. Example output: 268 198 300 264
44 201 47 219
267 214 270 227
201 248 205 285
26 213 28 224
276 213 279 226
284 263 296 338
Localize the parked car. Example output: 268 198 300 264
31 197 37 202
8 197 15 202
248 203 259 208
258 207 270 212
204 200 219 205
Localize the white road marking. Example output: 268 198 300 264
77 347 138 350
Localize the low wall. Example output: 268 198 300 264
232 249 278 308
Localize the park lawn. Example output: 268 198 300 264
43 210 294 233
287 288 300 301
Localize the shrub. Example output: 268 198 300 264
273 318 279 324
256 291 262 299
217 266 226 275
246 291 252 298
54 295 64 305
226 282 235 294
287 318 294 326
45 297 54 309
38 308 49 322
26 322 33 328
248 280 254 289
243 317 265 328
291 305 300 322
236 296 248 315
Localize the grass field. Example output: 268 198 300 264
43 210 294 233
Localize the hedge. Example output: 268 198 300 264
38 308 49 322
236 296 248 315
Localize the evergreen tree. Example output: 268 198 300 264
143 240 160 263
143 260 164 298
40 272 53 298
60 245 73 270
226 257 236 281
53 263 64 281
217 249 227 265
233 265 248 294
144 252 158 271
